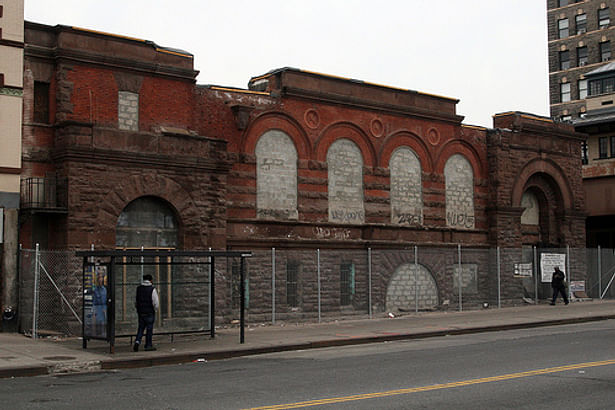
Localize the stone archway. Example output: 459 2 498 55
386 263 439 311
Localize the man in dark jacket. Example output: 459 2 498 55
550 266 569 305
133 274 159 351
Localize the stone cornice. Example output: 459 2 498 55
25 44 197 82
51 147 231 173
282 86 465 125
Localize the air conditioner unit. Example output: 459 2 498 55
580 61 586 66
603 56 611 62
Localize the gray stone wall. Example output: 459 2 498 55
445 154 475 229
385 263 438 311
118 91 139 131
255 130 298 220
389 147 423 225
327 139 364 224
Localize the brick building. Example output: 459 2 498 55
14 20 586 325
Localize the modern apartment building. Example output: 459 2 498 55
548 0 615 120
548 0 615 247
0 0 23 326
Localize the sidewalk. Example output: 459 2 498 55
2 300 615 378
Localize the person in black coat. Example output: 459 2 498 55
133 274 159 351
550 266 569 305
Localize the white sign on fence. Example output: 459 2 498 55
514 263 533 277
570 281 585 292
540 253 566 283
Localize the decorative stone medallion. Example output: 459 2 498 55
304 109 320 129
427 127 440 146
370 118 384 138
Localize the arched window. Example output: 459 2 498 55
390 147 423 225
327 139 364 224
116 196 178 248
255 130 298 220
444 154 475 229
521 191 539 225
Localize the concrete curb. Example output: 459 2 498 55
3 313 614 378
98 314 615 371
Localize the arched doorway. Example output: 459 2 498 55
115 196 179 331
386 263 439 311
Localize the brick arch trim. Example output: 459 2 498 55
314 121 377 167
511 158 573 210
241 111 311 159
379 130 434 172
434 140 485 179
95 174 197 245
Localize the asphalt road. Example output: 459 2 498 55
2 320 615 409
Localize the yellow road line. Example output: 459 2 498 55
245 359 615 410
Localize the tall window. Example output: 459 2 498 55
33 81 50 124
560 82 571 102
576 13 587 34
327 139 364 224
600 41 611 62
599 8 610 29
255 130 298 220
558 0 569 7
577 46 588 66
116 196 178 248
389 147 423 225
611 136 615 158
559 50 570 70
286 261 300 308
118 91 139 131
444 155 475 230
578 79 588 99
582 142 588 165
558 18 569 38
340 262 355 306
599 137 608 159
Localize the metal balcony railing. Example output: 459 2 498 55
20 176 68 211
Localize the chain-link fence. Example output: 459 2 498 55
19 246 82 338
18 246 615 337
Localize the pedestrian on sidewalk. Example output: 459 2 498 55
550 266 569 305
133 274 159 352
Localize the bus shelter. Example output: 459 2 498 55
76 249 251 353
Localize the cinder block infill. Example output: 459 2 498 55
99 314 615 372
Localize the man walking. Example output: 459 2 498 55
550 266 569 305
133 274 159 351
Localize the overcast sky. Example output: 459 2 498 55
24 0 549 128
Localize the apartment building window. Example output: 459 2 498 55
599 137 608 158
561 115 572 121
599 8 610 29
33 82 50 124
582 142 588 165
286 260 300 308
578 79 588 99
590 76 615 95
577 46 588 66
610 136 615 158
600 41 611 62
560 82 571 102
558 18 569 38
340 262 355 306
558 0 569 7
559 50 570 70
576 13 587 34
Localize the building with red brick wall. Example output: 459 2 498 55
17 22 586 324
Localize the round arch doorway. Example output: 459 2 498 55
115 196 179 331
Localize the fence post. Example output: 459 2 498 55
598 245 602 299
533 246 538 304
414 246 418 314
33 243 40 339
368 247 372 319
458 244 462 312
272 247 276 325
566 245 571 301
497 246 501 309
317 249 321 323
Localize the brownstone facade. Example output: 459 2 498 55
17 22 587 324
